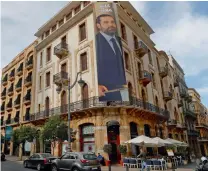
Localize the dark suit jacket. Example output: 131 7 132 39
96 32 127 101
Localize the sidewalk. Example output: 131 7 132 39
5 155 27 162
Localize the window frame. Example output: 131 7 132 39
80 52 88 72
120 22 127 41
46 72 51 88
46 46 51 63
79 22 87 42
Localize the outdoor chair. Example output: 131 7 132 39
146 160 154 170
123 158 130 167
160 159 167 170
129 158 137 168
137 159 142 168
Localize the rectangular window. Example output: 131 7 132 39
39 76 42 90
83 1 90 7
74 5 81 14
80 52 87 71
120 22 127 41
52 25 56 32
148 50 152 65
46 72 50 87
45 30 50 37
40 52 43 66
46 46 51 62
59 18 64 27
133 34 138 49
66 12 72 21
152 73 156 88
124 52 130 71
41 34 44 40
38 104 41 112
79 22 86 42
138 62 142 78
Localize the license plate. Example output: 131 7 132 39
92 167 97 170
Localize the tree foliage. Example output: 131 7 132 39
12 125 38 144
41 115 76 142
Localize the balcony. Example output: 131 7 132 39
10 117 20 124
1 105 5 114
186 95 192 103
23 94 31 105
53 71 68 86
176 122 187 130
8 86 14 96
15 81 22 92
187 130 199 137
1 89 6 100
178 100 183 108
184 109 196 119
180 90 187 98
159 67 168 78
23 113 30 122
6 102 12 111
195 123 208 129
25 58 33 70
14 98 20 108
16 64 23 76
9 71 15 81
163 91 173 101
6 119 11 125
174 76 179 87
24 76 32 87
167 119 177 127
54 42 69 59
134 41 148 58
198 137 208 142
1 75 8 86
139 70 152 87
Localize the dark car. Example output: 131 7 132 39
51 152 101 171
23 153 57 171
1 152 6 161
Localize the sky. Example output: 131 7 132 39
1 1 208 107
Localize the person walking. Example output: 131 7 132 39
137 147 148 171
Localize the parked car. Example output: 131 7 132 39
51 152 101 171
1 152 6 161
23 153 57 171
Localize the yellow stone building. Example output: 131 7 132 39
1 1 207 162
1 41 37 155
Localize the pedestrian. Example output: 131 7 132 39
137 147 148 171
97 153 104 165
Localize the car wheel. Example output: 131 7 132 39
37 163 41 171
72 167 80 171
51 165 58 171
24 161 28 168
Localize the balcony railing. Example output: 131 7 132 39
186 95 192 103
178 100 183 108
163 91 173 101
54 42 69 59
134 41 148 58
25 58 33 69
24 76 32 87
139 70 152 87
180 90 187 98
53 71 68 86
159 67 168 78
198 137 208 142
183 109 196 119
28 96 170 122
174 77 179 87
17 64 23 75
1 89 6 99
1 75 8 85
23 113 30 121
187 130 199 137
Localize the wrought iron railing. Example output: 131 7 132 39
24 94 31 101
25 58 33 67
54 42 68 55
137 41 148 51
1 74 8 83
28 96 170 122
183 109 196 118
159 67 168 75
53 71 68 83
168 119 177 125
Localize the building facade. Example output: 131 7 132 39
188 88 208 156
1 41 37 155
1 1 207 161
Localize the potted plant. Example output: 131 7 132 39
118 145 127 165
103 144 112 166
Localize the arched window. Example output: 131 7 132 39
61 91 67 113
144 124 151 137
142 89 146 109
45 97 50 116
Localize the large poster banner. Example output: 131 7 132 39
94 2 129 102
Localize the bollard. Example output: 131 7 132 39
126 165 129 171
108 162 111 171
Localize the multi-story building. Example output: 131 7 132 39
1 41 37 155
29 1 172 161
188 88 208 156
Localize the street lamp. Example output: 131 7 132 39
55 71 85 152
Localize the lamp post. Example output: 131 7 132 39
55 71 85 152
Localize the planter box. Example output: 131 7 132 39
105 160 111 166
183 160 188 165
167 162 172 169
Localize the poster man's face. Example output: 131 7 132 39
97 16 117 36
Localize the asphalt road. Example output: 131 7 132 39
1 160 31 171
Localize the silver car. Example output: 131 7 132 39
51 152 101 171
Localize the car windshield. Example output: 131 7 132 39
83 153 97 160
40 153 53 158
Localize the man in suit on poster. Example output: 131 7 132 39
96 14 127 101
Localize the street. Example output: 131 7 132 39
1 159 196 171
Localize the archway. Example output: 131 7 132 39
107 120 120 164
45 97 50 117
82 83 89 108
61 91 67 113
130 122 139 156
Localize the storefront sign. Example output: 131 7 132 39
24 141 31 152
5 126 13 140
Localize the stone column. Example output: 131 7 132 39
9 141 13 155
19 143 23 160
39 138 44 153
